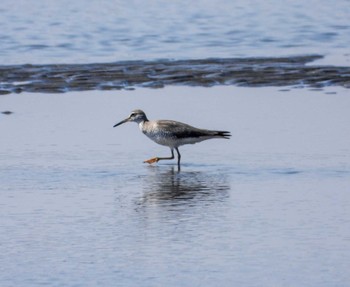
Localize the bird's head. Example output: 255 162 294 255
113 109 148 127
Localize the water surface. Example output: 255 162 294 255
1 87 350 286
1 0 350 65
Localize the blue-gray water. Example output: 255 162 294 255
1 0 350 286
1 87 350 286
1 0 350 65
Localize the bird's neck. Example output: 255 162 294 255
138 119 148 131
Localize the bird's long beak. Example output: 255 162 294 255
113 118 129 127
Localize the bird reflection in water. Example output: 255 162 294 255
138 166 230 207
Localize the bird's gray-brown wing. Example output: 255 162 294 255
156 120 231 139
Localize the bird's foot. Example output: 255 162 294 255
143 157 159 164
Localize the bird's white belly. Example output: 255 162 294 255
144 130 175 146
144 130 207 147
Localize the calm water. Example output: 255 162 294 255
1 1 350 286
1 87 350 286
1 0 350 65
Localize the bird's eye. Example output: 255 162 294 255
130 113 135 117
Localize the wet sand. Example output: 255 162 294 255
1 86 350 286
1 55 350 95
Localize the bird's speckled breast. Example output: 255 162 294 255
140 121 175 147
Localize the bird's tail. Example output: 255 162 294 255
215 131 231 139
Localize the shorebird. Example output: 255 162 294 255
113 109 231 167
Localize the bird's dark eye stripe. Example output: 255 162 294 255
130 113 135 117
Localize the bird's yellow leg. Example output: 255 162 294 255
143 149 176 164
144 149 175 164
143 157 159 164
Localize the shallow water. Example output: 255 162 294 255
1 0 350 65
1 86 350 286
2 1 350 285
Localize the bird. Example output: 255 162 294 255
113 109 231 167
